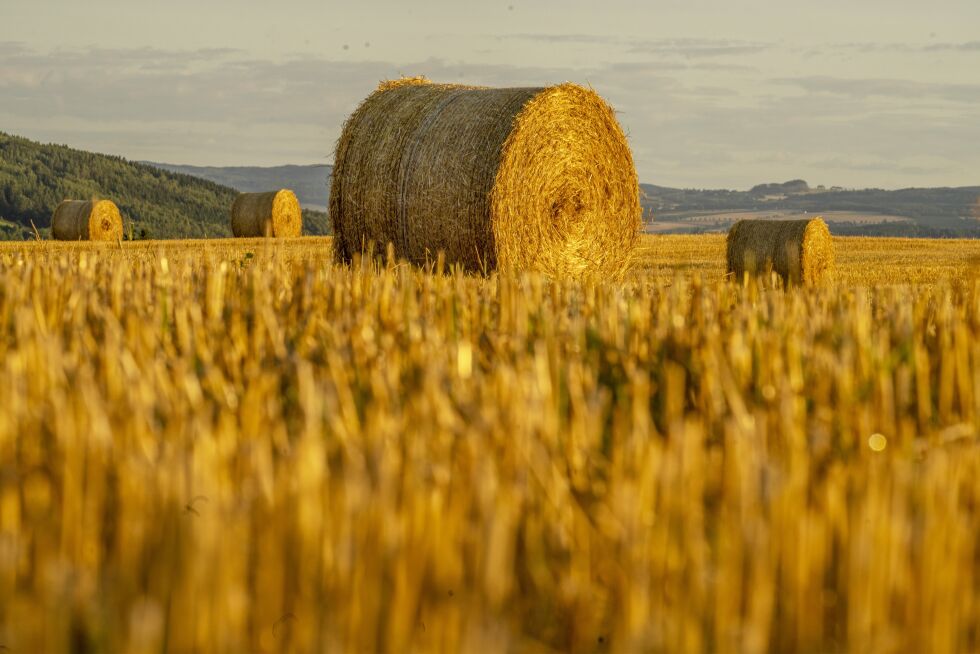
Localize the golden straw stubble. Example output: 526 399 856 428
51 199 124 241
330 77 641 278
726 217 834 285
230 190 302 238
0 237 976 652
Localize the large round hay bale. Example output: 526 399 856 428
330 78 641 277
230 190 302 238
51 200 123 241
726 218 834 285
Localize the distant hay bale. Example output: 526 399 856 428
330 77 641 277
51 200 123 241
230 190 302 238
726 218 834 285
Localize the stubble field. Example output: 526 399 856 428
0 234 978 653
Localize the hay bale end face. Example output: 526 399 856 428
51 200 123 241
330 78 641 277
726 218 834 285
230 190 302 238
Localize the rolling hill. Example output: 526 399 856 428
146 163 332 212
1 130 976 241
148 164 979 238
0 132 330 240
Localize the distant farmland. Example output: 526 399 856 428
646 210 913 233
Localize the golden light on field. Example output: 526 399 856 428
0 234 976 652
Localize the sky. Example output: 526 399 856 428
1 0 978 189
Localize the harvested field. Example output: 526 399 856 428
0 234 977 652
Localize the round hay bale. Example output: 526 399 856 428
230 190 302 238
330 78 641 277
726 218 834 285
51 199 123 241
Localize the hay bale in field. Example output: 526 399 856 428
726 218 834 285
330 77 641 277
51 200 123 241
230 190 302 238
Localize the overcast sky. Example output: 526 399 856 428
1 0 978 189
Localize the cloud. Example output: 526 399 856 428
924 40 980 52
771 75 980 104
499 34 769 59
839 40 980 54
793 154 954 176
0 43 592 165
0 41 977 188
627 39 769 59
0 42 28 56
499 33 622 47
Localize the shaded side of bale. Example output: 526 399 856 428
230 191 302 238
726 218 834 285
330 78 640 277
51 200 123 241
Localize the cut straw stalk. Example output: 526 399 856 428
330 78 641 278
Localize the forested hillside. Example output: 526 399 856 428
0 133 329 240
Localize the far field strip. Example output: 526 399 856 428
0 235 976 287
